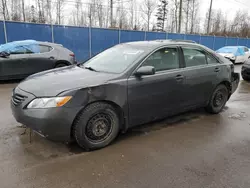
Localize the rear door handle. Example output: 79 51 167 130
176 74 184 81
214 67 220 72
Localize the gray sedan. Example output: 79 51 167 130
11 40 239 150
0 40 76 80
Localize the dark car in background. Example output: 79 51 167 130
0 40 76 80
11 40 239 150
241 59 250 81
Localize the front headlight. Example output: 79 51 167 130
27 96 72 109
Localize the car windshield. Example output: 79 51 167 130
217 47 237 54
83 44 145 73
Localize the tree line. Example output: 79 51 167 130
0 0 249 37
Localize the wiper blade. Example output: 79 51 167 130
84 66 98 72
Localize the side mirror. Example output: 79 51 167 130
134 66 155 77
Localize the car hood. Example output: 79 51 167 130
18 66 118 96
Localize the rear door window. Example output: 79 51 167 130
182 48 207 67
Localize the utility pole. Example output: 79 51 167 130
207 0 213 34
110 0 113 27
178 0 183 33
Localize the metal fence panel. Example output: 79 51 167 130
120 30 145 43
214 36 226 50
247 39 250 48
168 33 185 40
146 32 166 40
53 25 89 61
238 38 248 46
0 21 5 44
185 34 200 44
5 21 52 42
91 28 119 56
200 36 214 49
227 37 238 46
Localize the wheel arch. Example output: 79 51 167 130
54 60 71 67
70 100 125 139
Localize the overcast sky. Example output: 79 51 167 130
200 0 250 20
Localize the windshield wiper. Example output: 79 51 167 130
84 66 98 72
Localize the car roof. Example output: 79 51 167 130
221 46 246 49
38 41 63 47
123 40 202 50
3 40 63 48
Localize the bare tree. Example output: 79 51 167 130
11 0 21 21
183 0 190 33
178 0 182 33
37 0 45 23
46 0 52 24
1 0 9 20
174 0 179 32
140 0 156 31
96 0 104 28
55 0 65 24
207 0 213 33
21 0 25 21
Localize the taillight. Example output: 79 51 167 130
69 53 75 57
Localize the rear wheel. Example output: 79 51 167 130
206 84 229 114
73 102 120 150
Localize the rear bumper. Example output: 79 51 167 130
231 72 240 94
10 87 82 142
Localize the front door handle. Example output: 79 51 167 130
214 67 220 72
176 74 184 81
49 56 55 60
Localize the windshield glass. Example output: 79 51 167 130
216 47 237 54
83 44 145 73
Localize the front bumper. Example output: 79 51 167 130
11 87 82 142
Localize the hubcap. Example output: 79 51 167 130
213 90 225 107
86 113 112 143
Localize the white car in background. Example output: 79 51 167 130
216 46 250 64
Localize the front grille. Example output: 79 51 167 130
12 93 27 106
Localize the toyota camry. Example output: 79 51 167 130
11 40 240 150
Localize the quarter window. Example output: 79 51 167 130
142 48 179 72
183 48 206 67
244 47 249 52
39 45 52 53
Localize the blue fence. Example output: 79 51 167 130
1 21 250 61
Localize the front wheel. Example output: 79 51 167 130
205 85 229 114
73 102 120 150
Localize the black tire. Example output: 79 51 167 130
242 75 250 81
55 63 67 68
205 84 229 114
73 102 120 150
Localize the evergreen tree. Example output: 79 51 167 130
156 0 168 31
